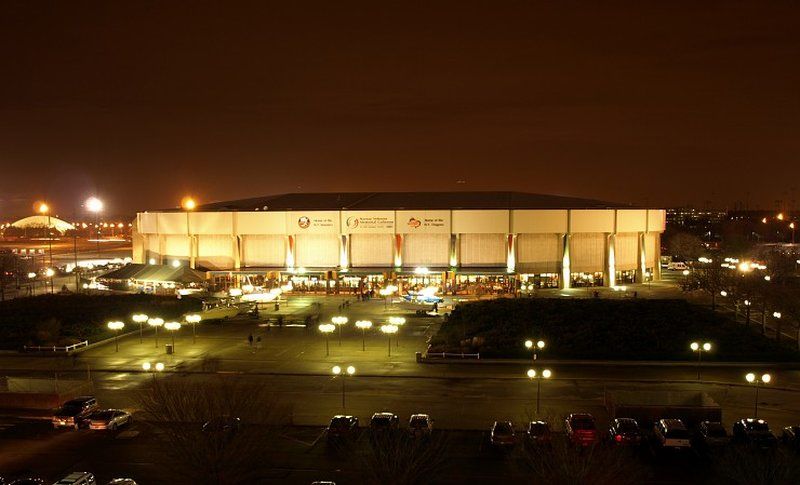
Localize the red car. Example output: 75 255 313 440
565 413 599 446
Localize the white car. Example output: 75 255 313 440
653 419 691 450
83 409 132 430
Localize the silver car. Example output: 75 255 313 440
83 409 132 431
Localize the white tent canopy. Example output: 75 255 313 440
11 215 76 234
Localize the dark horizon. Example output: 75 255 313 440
1 1 798 216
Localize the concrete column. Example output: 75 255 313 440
636 232 646 283
286 235 295 270
606 233 616 287
653 233 662 280
189 236 197 269
560 233 571 289
233 235 242 270
450 234 459 267
158 235 165 265
506 234 517 273
393 234 403 268
340 234 350 270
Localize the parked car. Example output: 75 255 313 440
565 413 599 446
202 416 242 436
781 425 800 448
82 409 132 430
369 412 399 433
107 480 138 485
408 414 433 439
489 421 516 448
326 415 359 442
524 420 551 447
732 418 777 448
695 421 729 448
52 396 98 429
608 418 642 446
53 472 96 484
653 419 691 450
8 479 44 485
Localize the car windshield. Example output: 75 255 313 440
410 417 428 428
666 429 690 439
572 418 595 430
529 423 548 434
330 417 352 429
90 411 115 420
372 416 391 426
57 405 82 416
747 422 770 432
494 423 513 434
705 424 726 437
617 421 638 432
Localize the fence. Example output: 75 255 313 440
425 352 480 359
23 341 88 353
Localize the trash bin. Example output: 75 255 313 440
165 343 174 355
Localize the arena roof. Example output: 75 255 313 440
188 192 638 212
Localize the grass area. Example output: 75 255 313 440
0 294 202 349
429 298 800 361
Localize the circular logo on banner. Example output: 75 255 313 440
346 217 360 229
407 217 421 228
298 216 311 229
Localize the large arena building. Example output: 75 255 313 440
131 192 665 295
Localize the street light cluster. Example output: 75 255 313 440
317 315 407 357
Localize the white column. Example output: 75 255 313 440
450 234 459 267
340 234 350 270
561 233 571 289
606 233 616 287
506 234 517 273
286 235 295 270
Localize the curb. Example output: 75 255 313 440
420 357 800 369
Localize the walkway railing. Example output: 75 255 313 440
23 341 88 353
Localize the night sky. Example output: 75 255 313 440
1 1 798 216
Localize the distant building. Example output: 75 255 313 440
131 192 665 293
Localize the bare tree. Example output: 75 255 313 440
518 437 648 485
135 376 286 485
713 445 800 485
358 431 450 485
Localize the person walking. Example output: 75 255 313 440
248 333 254 347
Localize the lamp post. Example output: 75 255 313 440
85 197 103 260
388 316 406 348
355 320 372 351
772 312 782 343
45 268 55 295
148 317 164 348
745 372 771 418
142 362 165 382
164 321 181 353
107 321 125 352
524 339 545 361
132 313 148 344
181 197 196 268
690 341 712 380
743 300 751 328
526 368 552 415
185 314 201 343
332 365 356 408
38 202 53 293
380 324 398 357
319 323 335 356
332 316 348 346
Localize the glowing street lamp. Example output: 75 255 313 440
147 317 164 348
388 317 406 347
525 339 546 361
185 314 201 343
743 300 752 328
164 321 181 352
526 368 552 415
132 313 148 344
37 202 54 293
332 365 356 408
319 323 335 356
142 361 165 381
745 372 771 418
355 320 372 351
85 196 103 259
44 268 55 294
380 324 398 357
181 197 197 211
690 341 712 380
332 316 348 346
107 321 125 352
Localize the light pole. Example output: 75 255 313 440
526 368 552 415
525 339 545 361
164 321 181 352
690 341 712 380
142 361 165 382
355 320 372 351
181 197 196 268
332 316 348 346
107 321 125 352
380 324 398 357
45 268 55 295
332 365 356 408
85 197 103 260
772 312 782 342
319 323 335 356
38 202 53 293
745 372 771 418
132 313 148 344
185 314 201 343
389 316 406 347
148 317 164 348
743 300 751 328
